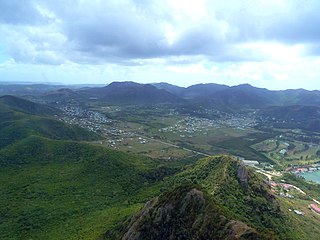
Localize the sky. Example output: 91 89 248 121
0 0 320 90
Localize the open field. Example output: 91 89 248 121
279 198 320 240
60 103 320 167
253 136 320 166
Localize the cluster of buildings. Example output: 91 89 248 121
159 116 219 135
159 114 257 136
58 104 150 149
59 105 112 133
269 180 320 216
286 164 320 174
269 181 306 198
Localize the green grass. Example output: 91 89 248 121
272 173 320 239
210 132 277 163
254 138 320 166
279 198 320 240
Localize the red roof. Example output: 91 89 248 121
310 204 320 214
270 182 278 187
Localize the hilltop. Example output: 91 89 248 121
107 184 263 240
79 81 183 105
105 155 299 239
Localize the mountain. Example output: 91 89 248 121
0 95 59 116
154 83 320 111
106 155 297 239
198 84 275 110
152 82 185 96
107 184 263 240
4 81 320 111
183 83 229 99
0 94 176 239
0 96 98 149
0 135 168 239
40 88 85 104
274 89 320 106
18 82 320 112
0 83 64 96
80 81 184 105
258 105 320 131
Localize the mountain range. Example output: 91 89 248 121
1 93 320 239
69 81 320 109
3 81 320 109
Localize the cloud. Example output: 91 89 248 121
263 1 320 44
0 0 48 25
0 0 320 90
2 0 320 65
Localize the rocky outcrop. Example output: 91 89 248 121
115 186 263 240
237 162 249 188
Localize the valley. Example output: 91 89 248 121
1 82 320 239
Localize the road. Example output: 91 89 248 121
135 134 211 157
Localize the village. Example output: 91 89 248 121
268 179 320 216
286 163 320 174
240 159 320 217
56 103 261 151
159 114 257 136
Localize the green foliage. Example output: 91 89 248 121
106 184 266 240
0 136 166 239
0 95 59 116
0 101 98 149
211 132 276 163
169 156 294 239
281 173 320 199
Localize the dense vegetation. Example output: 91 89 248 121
211 132 277 163
107 155 317 239
0 96 98 149
0 136 169 239
106 184 264 240
169 156 293 239
1 91 320 239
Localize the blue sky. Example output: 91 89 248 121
0 0 320 90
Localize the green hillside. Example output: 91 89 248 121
108 155 320 239
1 95 320 240
0 136 168 240
171 156 291 238
0 95 59 116
0 96 98 149
106 184 264 240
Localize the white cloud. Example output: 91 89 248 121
0 0 320 89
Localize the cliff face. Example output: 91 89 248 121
237 162 249 188
107 185 263 240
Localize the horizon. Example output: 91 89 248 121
0 80 318 92
1 1 320 90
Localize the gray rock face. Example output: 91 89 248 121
237 163 249 188
119 186 261 240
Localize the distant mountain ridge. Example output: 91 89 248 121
3 81 320 111
79 81 184 105
77 81 320 109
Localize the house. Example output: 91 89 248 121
294 210 304 215
242 160 259 166
279 149 287 155
310 204 320 214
